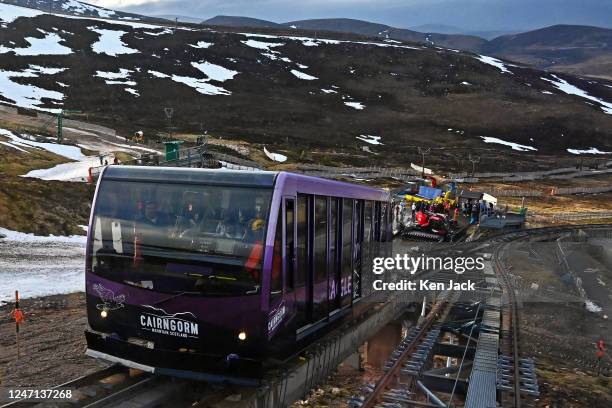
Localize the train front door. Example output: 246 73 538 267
282 197 297 327
328 197 342 315
295 194 310 334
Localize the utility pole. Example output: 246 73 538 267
468 153 480 177
163 107 175 142
417 147 430 179
56 109 81 143
453 153 463 173
57 111 62 143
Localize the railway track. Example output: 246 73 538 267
1 364 206 408
492 241 522 408
350 291 455 408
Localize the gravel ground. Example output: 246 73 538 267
0 293 110 403
505 240 612 407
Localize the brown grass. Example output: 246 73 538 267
0 135 94 236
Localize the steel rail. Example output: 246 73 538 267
360 294 450 408
0 365 152 408
492 243 521 408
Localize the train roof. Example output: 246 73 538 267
101 166 389 199
102 166 279 187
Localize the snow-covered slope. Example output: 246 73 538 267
1 0 146 21
0 3 610 157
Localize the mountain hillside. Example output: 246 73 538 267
205 17 612 79
284 18 487 52
204 15 281 28
0 0 148 21
1 3 611 171
484 25 612 80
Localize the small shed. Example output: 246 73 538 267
459 190 483 201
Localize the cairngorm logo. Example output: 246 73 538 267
268 303 286 334
139 305 199 339
93 283 125 311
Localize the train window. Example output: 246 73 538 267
284 199 295 290
296 194 308 287
329 197 339 307
89 180 272 296
313 196 328 321
341 198 353 307
314 197 328 283
353 200 363 299
270 208 282 302
373 202 380 242
378 202 386 242
364 201 373 258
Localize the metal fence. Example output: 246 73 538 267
485 185 612 198
447 160 612 181
528 211 612 222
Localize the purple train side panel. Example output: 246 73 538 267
84 167 391 383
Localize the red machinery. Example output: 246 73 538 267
402 210 452 242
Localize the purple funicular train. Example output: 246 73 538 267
85 166 392 384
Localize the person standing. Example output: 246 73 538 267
411 202 416 220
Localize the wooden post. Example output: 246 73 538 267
15 290 20 359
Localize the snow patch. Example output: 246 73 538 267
148 70 231 95
240 32 420 50
290 70 317 80
89 27 139 57
0 227 86 244
241 39 284 51
144 28 174 36
475 55 512 74
541 74 612 115
190 41 213 49
0 129 86 160
263 147 287 163
566 147 611 155
585 299 603 313
0 32 72 56
0 69 64 112
95 68 132 80
191 61 238 82
60 0 115 19
0 3 43 25
481 136 537 152
125 88 139 97
24 155 114 181
344 102 365 110
356 135 383 145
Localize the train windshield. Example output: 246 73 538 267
89 180 272 296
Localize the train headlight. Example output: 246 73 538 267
100 309 108 318
238 331 247 341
